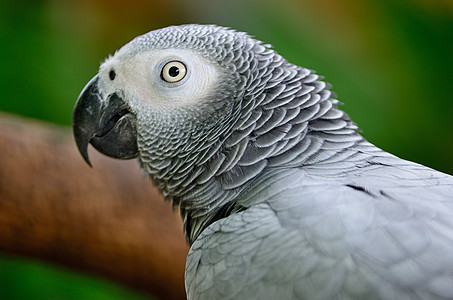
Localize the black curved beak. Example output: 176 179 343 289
72 75 138 166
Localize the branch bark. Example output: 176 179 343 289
0 113 189 299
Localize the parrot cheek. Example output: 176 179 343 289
73 75 138 166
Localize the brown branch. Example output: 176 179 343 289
0 113 189 300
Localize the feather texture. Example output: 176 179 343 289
84 24 453 299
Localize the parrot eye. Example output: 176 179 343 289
161 61 187 83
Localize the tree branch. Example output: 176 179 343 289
0 113 188 299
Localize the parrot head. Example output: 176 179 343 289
73 25 279 195
73 25 241 166
73 24 354 242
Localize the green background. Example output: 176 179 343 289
1 0 452 298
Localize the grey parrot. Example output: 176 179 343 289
73 24 453 299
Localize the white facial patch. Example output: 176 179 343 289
100 48 221 110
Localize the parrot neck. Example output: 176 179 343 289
170 134 369 245
140 106 367 245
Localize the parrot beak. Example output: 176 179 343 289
72 75 138 167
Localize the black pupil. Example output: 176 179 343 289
109 69 116 80
168 66 179 77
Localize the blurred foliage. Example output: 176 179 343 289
0 254 150 300
0 0 452 299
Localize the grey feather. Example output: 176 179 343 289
77 24 453 299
